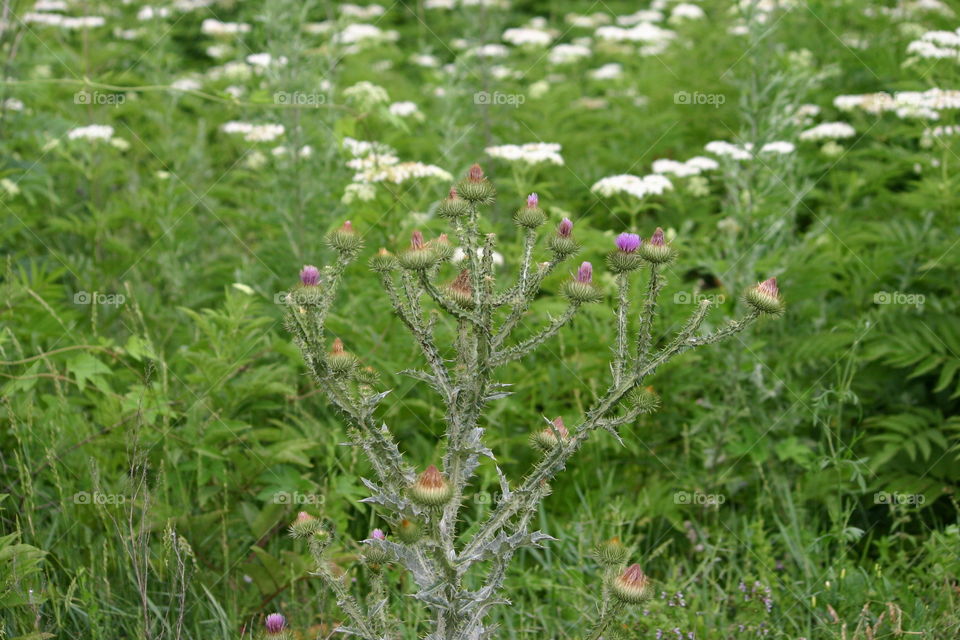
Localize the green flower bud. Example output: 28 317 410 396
630 386 661 414
530 416 569 451
369 248 398 273
396 518 423 544
611 564 651 604
327 338 357 374
455 164 496 205
744 277 784 315
437 187 471 219
326 220 363 254
409 465 452 507
592 537 628 566
639 227 675 265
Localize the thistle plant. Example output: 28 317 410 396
282 164 783 639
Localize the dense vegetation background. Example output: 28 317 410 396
1 0 959 638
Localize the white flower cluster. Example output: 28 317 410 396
547 43 592 64
669 3 706 22
705 140 795 160
333 23 400 47
502 27 553 47
67 124 114 141
835 89 960 120
591 173 674 199
23 13 105 28
566 13 611 29
221 122 285 142
589 63 623 80
595 22 675 55
388 101 421 117
342 138 451 186
201 19 250 36
906 29 960 60
452 247 504 267
339 3 386 19
651 156 719 177
485 142 564 166
799 122 856 141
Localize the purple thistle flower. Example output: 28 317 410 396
558 218 573 237
650 227 666 246
411 230 425 250
576 262 593 283
527 192 539 208
265 613 286 634
370 529 386 540
299 265 320 286
616 232 641 253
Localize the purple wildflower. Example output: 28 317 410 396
299 265 320 286
650 227 666 246
558 218 573 237
265 613 286 634
370 529 386 540
616 232 641 253
527 192 539 208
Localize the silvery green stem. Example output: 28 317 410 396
492 257 561 348
634 264 665 370
613 272 631 386
418 272 481 324
490 304 580 367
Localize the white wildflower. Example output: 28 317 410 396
485 142 564 166
67 124 114 141
799 122 856 140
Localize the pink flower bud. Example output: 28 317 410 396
468 163 485 181
527 192 539 208
370 528 386 540
299 265 320 286
650 227 665 246
558 218 573 237
576 261 593 283
411 230 425 250
341 220 354 233
757 277 778 298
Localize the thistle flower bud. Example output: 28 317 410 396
432 233 454 261
299 265 320 286
397 518 423 544
562 261 603 303
607 232 644 273
456 163 496 205
437 186 470 219
744 277 785 315
289 511 322 538
265 613 286 635
369 247 397 273
362 529 390 566
355 365 381 386
630 386 662 414
548 218 578 258
409 465 452 507
327 338 357 374
592 536 628 566
612 564 651 604
446 269 474 308
514 192 546 228
398 230 437 270
639 227 675 264
327 220 363 254
530 416 570 451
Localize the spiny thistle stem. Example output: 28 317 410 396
613 272 631 386
635 263 665 370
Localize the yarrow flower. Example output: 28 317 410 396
799 122 856 141
591 174 674 200
485 142 564 166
